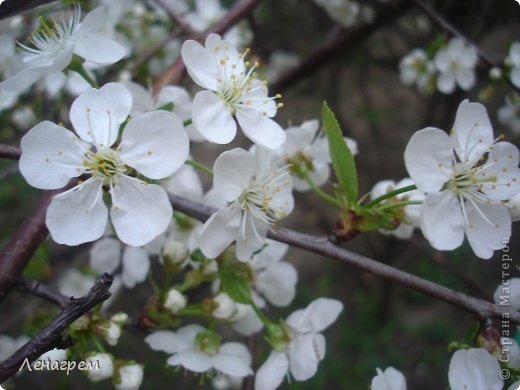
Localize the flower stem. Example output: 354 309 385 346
363 184 417 208
374 200 422 212
249 299 272 327
185 159 213 176
74 65 99 89
301 171 342 208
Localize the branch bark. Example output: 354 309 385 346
0 273 113 383
168 193 519 325
0 0 58 20
0 144 21 160
15 278 69 309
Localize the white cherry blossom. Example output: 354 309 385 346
399 49 435 93
371 367 407 390
404 100 520 258
181 33 285 149
498 95 520 136
199 147 293 262
255 298 343 390
1 6 126 94
19 82 189 246
506 42 520 89
145 324 253 377
277 119 357 191
448 348 503 390
434 38 478 94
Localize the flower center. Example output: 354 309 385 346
18 8 80 62
194 331 221 356
83 148 126 185
213 44 281 114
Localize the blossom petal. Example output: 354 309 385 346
235 214 269 262
119 111 189 179
74 33 126 65
46 179 107 245
167 350 212 372
165 164 204 200
286 298 343 333
213 148 256 201
420 191 465 251
199 205 242 259
70 83 132 148
436 73 455 94
145 331 190 354
177 324 206 344
110 176 172 246
404 127 452 193
256 261 297 307
452 100 494 165
89 237 121 274
288 333 324 381
465 202 511 259
192 90 236 144
121 246 150 288
214 343 253 377
371 367 407 390
181 39 218 90
255 351 289 390
236 109 286 150
478 142 520 200
448 348 503 390
19 121 86 190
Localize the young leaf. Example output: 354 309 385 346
217 254 253 304
321 101 358 206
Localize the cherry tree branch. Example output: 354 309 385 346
0 0 57 20
270 0 412 93
151 0 202 39
0 273 113 383
0 144 21 160
15 278 69 309
168 193 519 325
152 0 261 92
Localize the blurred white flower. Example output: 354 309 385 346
1 6 126 94
145 325 252 377
86 352 114 382
434 38 478 94
371 367 407 390
255 298 343 390
399 49 435 94
404 100 520 258
164 288 187 314
498 95 520 136
314 0 361 28
506 42 520 89
19 83 189 246
114 363 144 390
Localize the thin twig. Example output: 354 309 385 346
15 278 69 309
271 0 412 93
168 193 520 325
0 144 21 160
151 0 202 39
0 274 113 383
153 0 261 92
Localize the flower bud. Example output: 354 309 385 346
100 321 122 346
164 289 187 314
212 292 236 320
489 67 503 80
111 312 129 326
86 352 114 382
162 240 188 265
115 363 144 390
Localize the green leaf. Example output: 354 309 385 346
321 101 358 206
217 253 253 304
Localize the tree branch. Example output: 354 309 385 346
168 193 519 325
270 0 412 93
0 144 21 160
0 273 113 383
152 0 261 92
151 0 202 39
15 278 69 309
0 0 58 20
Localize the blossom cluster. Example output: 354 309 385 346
1 1 520 390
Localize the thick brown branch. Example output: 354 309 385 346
15 278 69 309
152 0 261 92
0 0 58 20
169 193 519 325
0 144 21 160
271 0 412 93
0 274 113 383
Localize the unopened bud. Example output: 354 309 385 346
110 312 128 326
86 352 114 382
115 363 144 390
100 321 122 346
489 67 503 80
162 240 188 265
164 289 187 314
212 292 236 320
